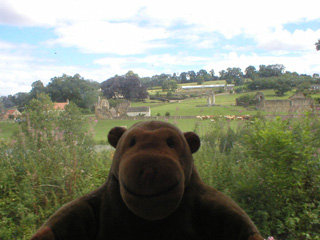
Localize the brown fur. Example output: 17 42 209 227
30 121 263 240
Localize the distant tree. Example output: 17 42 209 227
245 66 258 79
122 73 149 100
224 67 243 84
274 79 292 96
315 39 320 51
0 99 4 113
125 70 139 78
219 70 227 80
197 75 205 85
172 73 179 82
296 82 311 92
100 75 123 99
13 92 30 111
101 71 148 100
47 74 100 110
259 64 285 77
30 80 46 99
187 71 197 82
180 72 188 83
209 69 215 80
1 95 16 109
162 79 178 92
197 69 211 83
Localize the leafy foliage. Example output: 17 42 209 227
101 71 148 100
47 74 100 110
235 94 256 107
195 115 320 240
0 98 111 239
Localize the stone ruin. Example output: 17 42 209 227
207 91 216 106
95 97 131 119
255 92 314 113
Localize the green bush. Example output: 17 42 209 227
235 94 256 107
194 115 320 239
0 98 112 240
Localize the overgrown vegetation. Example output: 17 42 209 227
1 101 319 239
195 115 320 240
0 98 111 239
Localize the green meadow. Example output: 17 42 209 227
1 89 317 142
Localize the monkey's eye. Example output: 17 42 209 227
166 138 175 148
129 137 136 147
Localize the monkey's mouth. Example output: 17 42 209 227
122 180 181 198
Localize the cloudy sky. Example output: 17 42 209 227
0 0 320 96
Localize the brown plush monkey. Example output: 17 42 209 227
31 121 263 240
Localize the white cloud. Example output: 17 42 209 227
254 26 320 52
49 21 168 55
0 40 15 49
5 0 148 26
94 54 210 70
4 0 320 56
203 51 320 76
1 0 320 96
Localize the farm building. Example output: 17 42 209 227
2 109 22 120
127 107 151 117
53 100 69 110
181 84 234 91
311 84 320 90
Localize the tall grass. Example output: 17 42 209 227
0 102 113 239
194 114 320 240
1 104 319 239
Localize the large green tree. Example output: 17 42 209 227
30 80 46 99
225 67 243 84
273 79 292 96
100 71 148 100
179 72 188 83
259 64 285 77
196 69 211 84
245 66 258 79
46 74 100 110
162 79 178 92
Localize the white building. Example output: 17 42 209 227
181 84 234 90
127 107 151 117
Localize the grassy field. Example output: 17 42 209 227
92 118 215 143
134 89 296 117
0 121 19 141
2 89 318 142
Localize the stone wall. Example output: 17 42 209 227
95 97 131 119
256 92 314 113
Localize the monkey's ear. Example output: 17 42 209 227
184 132 200 154
108 127 127 148
30 226 55 240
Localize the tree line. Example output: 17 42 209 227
1 64 319 113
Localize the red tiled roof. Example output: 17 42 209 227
6 109 16 114
53 102 68 110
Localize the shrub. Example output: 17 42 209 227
194 115 320 239
235 94 256 107
0 99 112 239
